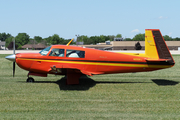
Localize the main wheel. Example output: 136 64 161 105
27 77 35 83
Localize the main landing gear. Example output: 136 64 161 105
26 77 35 83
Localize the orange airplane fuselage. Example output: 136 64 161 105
15 45 173 76
6 29 175 84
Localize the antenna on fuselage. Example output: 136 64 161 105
66 38 74 46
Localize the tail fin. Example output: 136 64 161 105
145 29 175 65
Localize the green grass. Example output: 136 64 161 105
0 54 180 119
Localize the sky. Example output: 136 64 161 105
0 0 180 39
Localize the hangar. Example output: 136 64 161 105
79 41 180 50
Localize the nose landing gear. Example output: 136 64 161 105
26 77 35 83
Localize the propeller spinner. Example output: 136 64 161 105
5 54 16 62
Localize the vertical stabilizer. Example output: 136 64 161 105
145 29 175 65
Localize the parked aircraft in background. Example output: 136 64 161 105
5 29 175 84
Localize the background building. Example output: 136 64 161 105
79 41 180 50
0 41 6 50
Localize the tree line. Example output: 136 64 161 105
0 32 180 50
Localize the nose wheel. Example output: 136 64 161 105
27 77 35 83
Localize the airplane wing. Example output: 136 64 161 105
80 70 104 76
48 64 103 76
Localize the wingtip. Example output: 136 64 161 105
66 38 74 46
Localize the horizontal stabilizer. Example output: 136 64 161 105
146 59 171 62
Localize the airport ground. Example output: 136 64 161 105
0 54 180 119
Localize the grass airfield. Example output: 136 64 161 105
0 54 180 119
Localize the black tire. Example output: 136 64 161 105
27 77 35 83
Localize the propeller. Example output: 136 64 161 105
5 38 16 77
13 38 15 77
13 61 15 77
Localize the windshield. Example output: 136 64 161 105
39 46 51 55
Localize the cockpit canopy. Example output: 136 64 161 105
39 46 51 55
39 46 85 58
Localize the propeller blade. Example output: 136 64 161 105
13 38 15 54
13 62 15 77
5 38 16 77
13 38 16 77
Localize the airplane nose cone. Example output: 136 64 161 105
5 54 16 62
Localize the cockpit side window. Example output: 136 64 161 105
66 49 85 58
49 49 65 57
39 46 51 56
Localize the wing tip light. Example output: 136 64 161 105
66 38 74 46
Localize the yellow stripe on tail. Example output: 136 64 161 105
145 29 159 59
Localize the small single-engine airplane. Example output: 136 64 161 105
5 29 175 84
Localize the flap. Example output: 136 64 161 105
81 70 104 76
